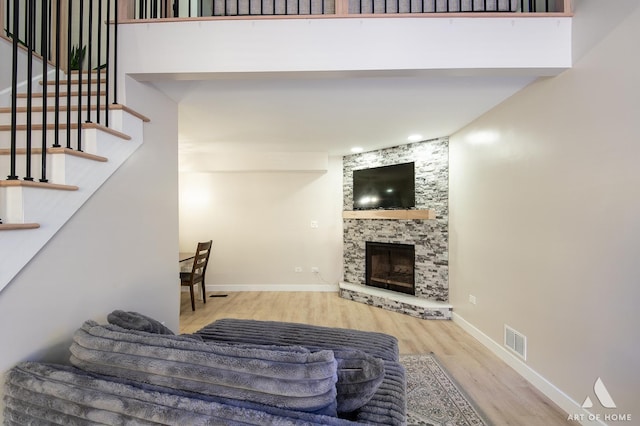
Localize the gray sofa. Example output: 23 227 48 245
4 313 406 425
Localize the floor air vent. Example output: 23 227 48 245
504 325 527 360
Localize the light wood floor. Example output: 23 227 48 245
180 291 568 425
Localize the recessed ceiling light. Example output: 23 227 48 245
351 147 364 153
407 134 423 142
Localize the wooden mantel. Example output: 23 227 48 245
342 209 436 220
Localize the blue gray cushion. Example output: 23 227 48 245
70 320 339 415
107 310 175 335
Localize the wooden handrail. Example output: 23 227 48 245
0 0 4 39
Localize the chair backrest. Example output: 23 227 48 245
189 240 212 284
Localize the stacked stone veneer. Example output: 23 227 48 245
343 137 449 302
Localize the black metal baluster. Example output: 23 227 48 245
5 0 10 37
86 0 93 123
66 0 72 149
96 0 102 124
114 0 118 105
53 0 61 148
40 0 49 182
25 0 35 181
48 0 52 57
77 0 84 151
105 0 111 126
8 0 20 180
24 0 28 42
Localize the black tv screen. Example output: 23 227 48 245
353 162 415 210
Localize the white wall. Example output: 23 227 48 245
0 78 179 420
179 156 343 290
449 2 640 421
119 17 571 77
0 37 43 99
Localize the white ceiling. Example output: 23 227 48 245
148 0 640 158
151 72 538 157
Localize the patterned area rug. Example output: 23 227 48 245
401 354 490 426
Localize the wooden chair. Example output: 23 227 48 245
180 240 212 311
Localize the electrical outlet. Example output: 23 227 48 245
469 294 477 305
310 221 319 228
311 267 319 273
294 267 303 273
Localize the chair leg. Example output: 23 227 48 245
189 285 195 311
201 282 207 304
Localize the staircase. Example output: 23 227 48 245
0 65 149 291
0 0 148 291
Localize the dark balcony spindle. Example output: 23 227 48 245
25 0 36 181
77 0 84 151
8 0 20 180
40 0 49 182
53 0 61 147
86 0 94 123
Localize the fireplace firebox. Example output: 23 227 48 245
365 242 415 295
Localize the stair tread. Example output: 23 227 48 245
16 91 107 98
0 104 151 122
0 223 41 231
40 79 108 85
0 147 108 162
0 179 79 191
0 122 132 140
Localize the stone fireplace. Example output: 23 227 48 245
340 137 452 319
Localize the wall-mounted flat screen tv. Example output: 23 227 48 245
353 162 415 210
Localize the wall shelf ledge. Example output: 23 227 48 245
342 209 436 220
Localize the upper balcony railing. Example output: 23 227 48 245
118 0 571 20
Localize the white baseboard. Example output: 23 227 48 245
205 284 339 292
452 313 605 426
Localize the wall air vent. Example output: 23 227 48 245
504 325 527 360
